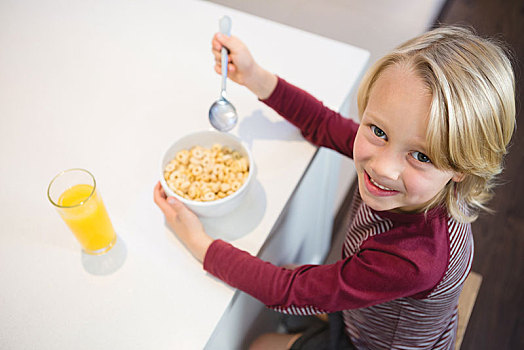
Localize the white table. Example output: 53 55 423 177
0 1 369 349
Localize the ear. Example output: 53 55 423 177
452 172 466 183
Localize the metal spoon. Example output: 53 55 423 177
209 16 238 132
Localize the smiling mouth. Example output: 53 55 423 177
365 172 397 192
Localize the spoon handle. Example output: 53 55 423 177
219 16 232 96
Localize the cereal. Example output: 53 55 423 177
164 144 249 202
175 150 189 165
202 192 216 201
165 163 176 172
220 183 231 192
231 181 241 192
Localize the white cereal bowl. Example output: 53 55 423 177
160 130 254 217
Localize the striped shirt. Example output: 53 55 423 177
342 191 473 349
203 77 474 349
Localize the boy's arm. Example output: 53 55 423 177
203 228 448 314
212 34 358 157
154 180 446 314
261 77 359 157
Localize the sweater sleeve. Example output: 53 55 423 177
261 77 359 158
203 225 448 314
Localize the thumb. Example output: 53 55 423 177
216 33 240 52
167 196 199 224
167 196 186 212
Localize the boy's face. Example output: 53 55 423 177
353 64 462 213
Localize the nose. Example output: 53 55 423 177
368 146 403 181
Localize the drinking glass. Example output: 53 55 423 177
47 168 117 255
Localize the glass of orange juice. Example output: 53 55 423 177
47 168 117 255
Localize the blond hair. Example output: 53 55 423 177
357 26 516 223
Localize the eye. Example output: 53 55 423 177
411 151 431 163
371 125 387 140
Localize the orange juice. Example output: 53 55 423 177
57 184 116 254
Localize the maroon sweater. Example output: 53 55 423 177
203 77 473 349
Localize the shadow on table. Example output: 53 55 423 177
81 234 127 275
200 178 266 241
237 109 303 149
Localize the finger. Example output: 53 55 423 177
213 49 233 64
158 182 167 198
214 32 226 45
153 182 166 208
171 195 192 209
211 37 222 51
154 182 174 215
167 196 185 210
216 34 245 54
168 196 198 219
166 197 193 220
215 34 235 54
215 33 233 48
154 181 167 199
153 181 162 204
213 34 235 55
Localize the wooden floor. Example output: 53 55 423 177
436 1 524 349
